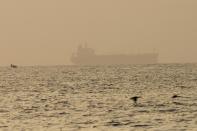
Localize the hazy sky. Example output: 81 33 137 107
0 0 197 65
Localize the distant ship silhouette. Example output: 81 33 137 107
71 44 159 65
10 64 18 68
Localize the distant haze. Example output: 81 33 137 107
0 0 197 66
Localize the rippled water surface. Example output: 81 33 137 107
0 64 197 131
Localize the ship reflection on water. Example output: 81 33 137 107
71 44 159 65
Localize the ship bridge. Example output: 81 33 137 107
76 44 95 57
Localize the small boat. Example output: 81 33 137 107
10 64 18 68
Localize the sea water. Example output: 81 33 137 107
0 64 197 131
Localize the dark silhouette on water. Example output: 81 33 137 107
10 64 17 68
130 96 141 105
172 95 181 99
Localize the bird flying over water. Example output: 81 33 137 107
130 96 141 105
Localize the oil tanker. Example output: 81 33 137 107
71 45 159 65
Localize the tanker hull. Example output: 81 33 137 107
71 45 158 65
